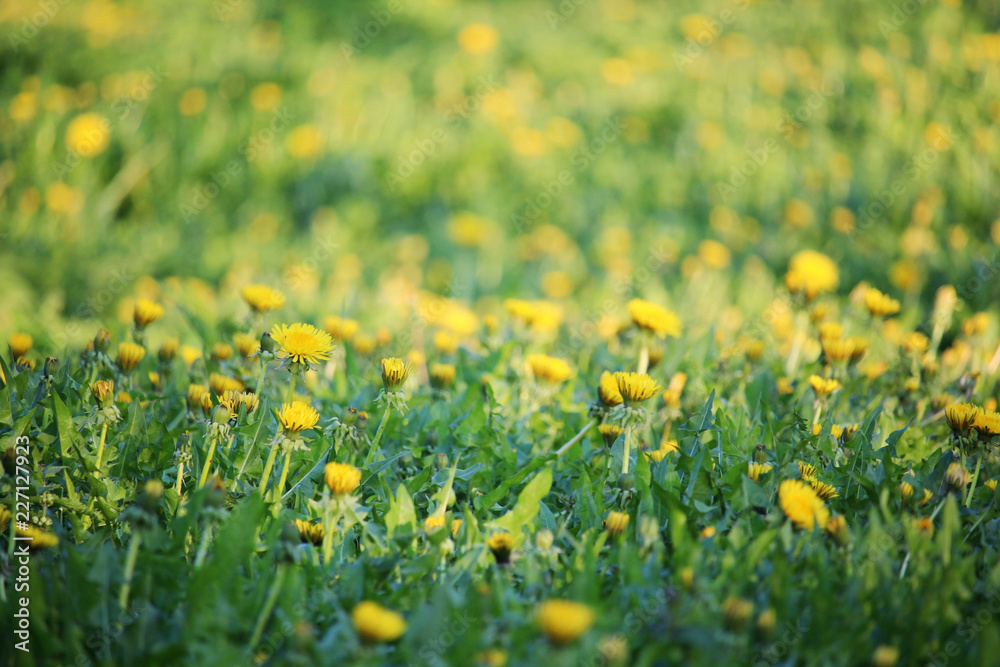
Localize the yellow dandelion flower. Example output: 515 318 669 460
117 342 146 372
603 511 630 536
187 384 212 412
424 514 446 533
352 601 407 643
211 342 233 361
91 379 115 406
429 363 456 390
913 517 934 536
945 402 981 432
985 479 997 492
9 333 33 358
133 298 165 328
66 112 109 157
627 298 682 338
597 371 624 406
778 479 829 531
324 461 361 495
278 401 320 435
221 390 259 416
598 424 624 447
537 600 594 645
864 288 900 317
15 524 60 550
295 519 325 545
747 462 773 482
209 372 243 397
945 462 970 490
381 357 413 392
458 23 499 54
797 461 818 481
784 250 839 300
242 284 286 312
487 531 515 564
180 345 203 367
972 408 1000 436
271 323 335 367
809 479 839 500
527 354 573 384
826 514 849 545
899 480 915 498
901 332 929 354
808 375 841 397
613 372 663 406
822 337 854 363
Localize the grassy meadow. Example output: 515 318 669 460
3 0 1000 665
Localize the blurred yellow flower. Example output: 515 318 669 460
8 333 33 358
66 113 110 157
286 124 323 159
324 461 361 495
627 299 681 338
458 23 499 54
527 354 573 383
785 250 838 300
179 88 206 116
603 511 630 536
778 479 829 531
250 82 282 111
133 298 165 328
117 342 146 372
537 600 594 645
352 601 407 643
242 284 286 312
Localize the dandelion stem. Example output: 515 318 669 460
95 422 109 473
249 564 286 649
286 372 297 404
258 441 280 497
254 356 268 399
637 344 649 375
119 532 141 609
367 405 393 462
198 433 219 488
272 450 292 505
622 426 633 475
966 455 983 507
174 462 185 496
194 525 213 567
555 419 596 457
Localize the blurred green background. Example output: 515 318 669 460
2 0 999 347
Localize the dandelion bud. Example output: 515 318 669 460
617 473 635 491
753 444 769 464
945 461 970 491
871 645 899 667
158 338 179 362
436 452 449 470
826 514 849 546
259 331 275 354
535 529 554 551
43 357 60 378
487 532 514 565
342 406 359 426
603 511 630 537
722 597 753 631
94 328 111 353
756 608 776 639
211 404 231 425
